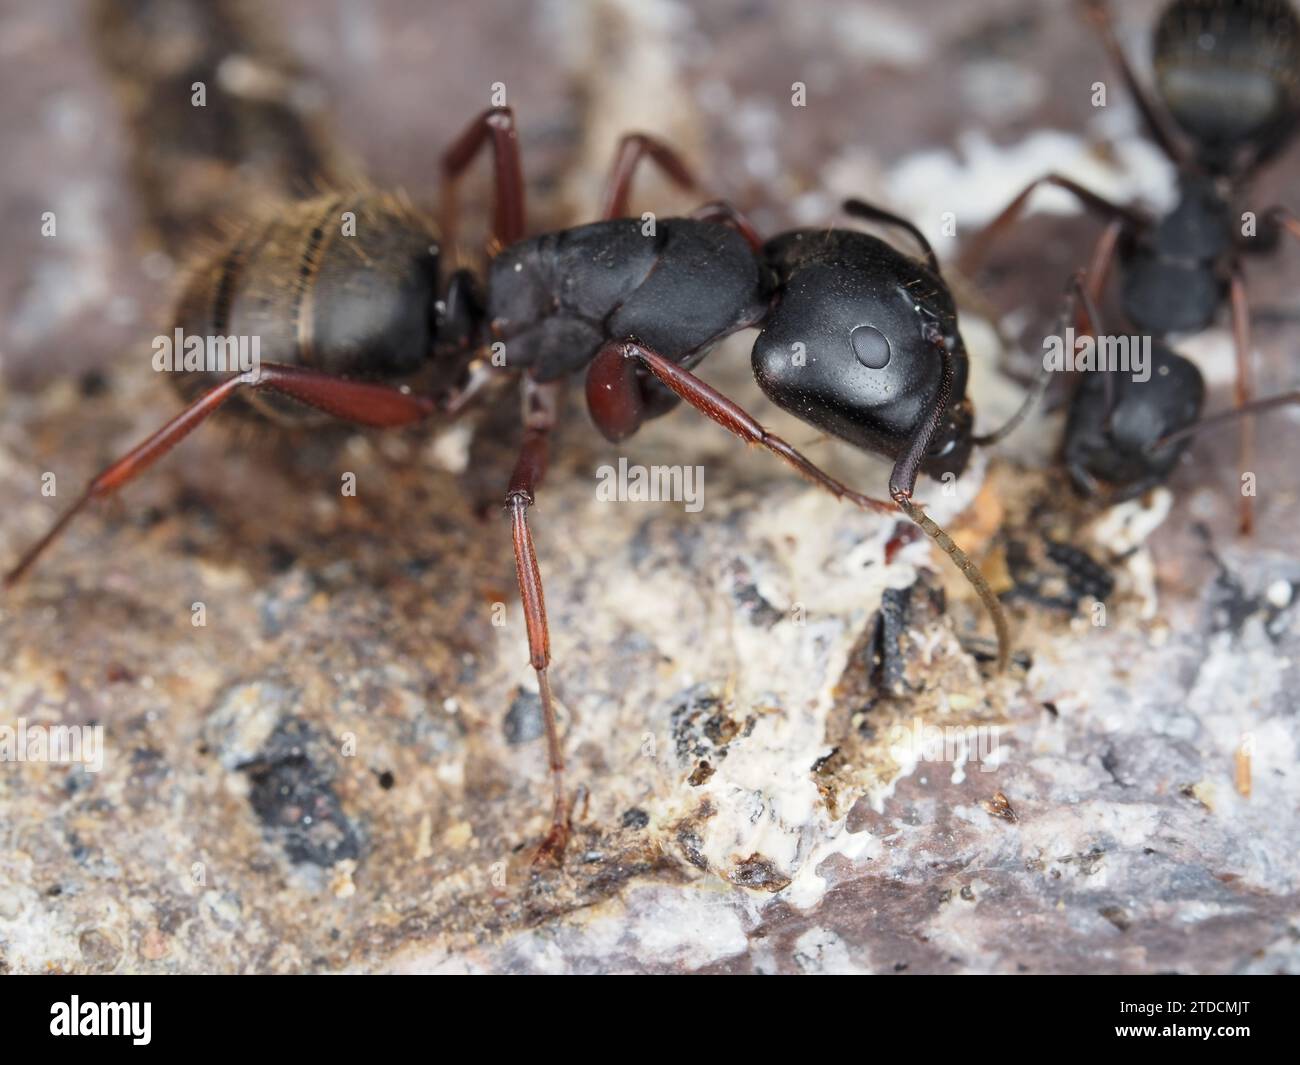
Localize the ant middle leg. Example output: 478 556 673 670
600 132 698 220
689 201 764 252
1229 266 1258 536
439 106 526 252
502 378 570 865
4 364 437 586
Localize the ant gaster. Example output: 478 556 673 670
6 108 1014 863
961 0 1300 524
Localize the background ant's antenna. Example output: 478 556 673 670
1151 391 1300 449
972 269 1098 447
971 364 1050 447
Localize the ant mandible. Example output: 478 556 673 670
961 0 1300 530
6 107 1015 863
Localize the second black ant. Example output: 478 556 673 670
962 0 1300 529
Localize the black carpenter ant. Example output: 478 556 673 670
960 0 1300 526
5 107 1015 862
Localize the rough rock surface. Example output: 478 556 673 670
1 0 1297 974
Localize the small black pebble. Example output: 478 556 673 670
79 369 109 397
621 807 650 830
503 688 543 745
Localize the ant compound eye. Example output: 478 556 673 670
851 324 891 369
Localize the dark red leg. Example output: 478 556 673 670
600 132 698 220
1079 0 1188 165
592 340 1011 672
590 340 893 513
503 379 569 865
1083 218 1123 307
440 106 526 252
1229 266 1257 536
4 364 436 586
689 200 764 252
958 173 1142 278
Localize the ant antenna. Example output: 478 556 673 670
973 269 1099 447
893 495 1011 674
1151 391 1300 450
842 198 940 275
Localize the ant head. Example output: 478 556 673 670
1153 0 1300 171
1063 341 1206 495
751 229 973 478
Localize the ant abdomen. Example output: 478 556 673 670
170 193 443 422
1154 0 1300 166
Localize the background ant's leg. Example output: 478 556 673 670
689 200 764 252
887 342 1011 673
1079 0 1187 164
607 341 893 513
4 364 436 586
843 197 940 274
503 378 569 864
1264 205 1300 246
600 132 697 220
1229 267 1257 536
1061 268 1121 422
1083 218 1123 305
439 106 525 250
957 174 1140 277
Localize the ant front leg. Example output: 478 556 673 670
588 340 894 513
440 107 526 252
4 365 436 586
600 132 698 220
503 378 571 865
589 340 1010 672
